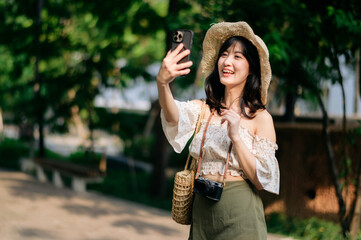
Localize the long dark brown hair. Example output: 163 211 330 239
205 36 265 118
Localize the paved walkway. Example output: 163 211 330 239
0 169 293 240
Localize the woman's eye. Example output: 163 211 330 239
221 52 228 57
235 55 242 59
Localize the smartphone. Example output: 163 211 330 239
171 29 194 64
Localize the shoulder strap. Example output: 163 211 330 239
184 100 206 171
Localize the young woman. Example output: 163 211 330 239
157 21 279 240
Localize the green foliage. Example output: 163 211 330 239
89 168 173 211
266 212 361 240
68 150 101 166
346 122 361 146
123 135 155 163
0 0 359 128
37 148 64 160
0 138 29 169
42 148 103 166
0 0 167 136
191 0 361 110
168 141 194 168
93 108 148 141
92 108 153 162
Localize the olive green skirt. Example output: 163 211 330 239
189 180 267 240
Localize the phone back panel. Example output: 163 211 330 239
171 29 193 63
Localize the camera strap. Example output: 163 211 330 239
195 109 232 185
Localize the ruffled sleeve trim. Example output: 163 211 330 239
252 136 280 195
160 100 201 153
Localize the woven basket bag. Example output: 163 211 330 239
171 100 206 225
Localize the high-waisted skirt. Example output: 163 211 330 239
189 180 267 240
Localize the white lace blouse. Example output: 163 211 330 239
161 100 280 194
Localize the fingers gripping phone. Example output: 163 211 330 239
171 29 193 64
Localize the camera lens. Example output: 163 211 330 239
176 31 183 42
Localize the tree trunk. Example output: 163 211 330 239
149 0 179 197
284 90 297 122
283 76 297 122
354 49 360 115
339 78 352 236
37 107 45 157
0 108 3 135
315 90 347 231
87 105 95 154
143 103 159 138
150 101 170 197
333 50 356 236
335 54 348 164
35 0 45 157
350 155 361 239
350 50 361 237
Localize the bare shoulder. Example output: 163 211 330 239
255 109 274 123
254 109 276 142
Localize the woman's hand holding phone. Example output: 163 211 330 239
157 43 192 125
156 43 193 86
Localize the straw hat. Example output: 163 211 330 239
200 21 272 105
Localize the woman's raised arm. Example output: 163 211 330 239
156 43 193 125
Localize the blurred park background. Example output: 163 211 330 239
0 0 361 239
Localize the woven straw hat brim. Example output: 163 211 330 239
200 21 272 105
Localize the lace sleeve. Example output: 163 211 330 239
252 136 280 194
160 100 201 153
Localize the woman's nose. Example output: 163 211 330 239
223 55 232 66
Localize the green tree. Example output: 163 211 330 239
0 0 166 155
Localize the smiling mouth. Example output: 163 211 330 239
222 69 234 76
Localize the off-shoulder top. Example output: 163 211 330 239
161 100 280 194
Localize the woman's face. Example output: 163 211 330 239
217 41 249 88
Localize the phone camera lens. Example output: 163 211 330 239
173 30 184 43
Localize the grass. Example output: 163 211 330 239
266 212 361 240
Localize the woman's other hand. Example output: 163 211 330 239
221 109 241 142
156 43 193 86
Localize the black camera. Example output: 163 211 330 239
193 177 223 201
